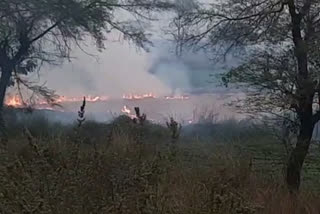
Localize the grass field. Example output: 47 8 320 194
1 109 320 213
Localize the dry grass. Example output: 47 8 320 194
1 110 320 213
0 128 319 214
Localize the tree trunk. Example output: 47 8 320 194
286 112 314 191
0 66 12 140
286 1 313 191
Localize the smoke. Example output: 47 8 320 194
148 56 192 94
27 0 238 98
27 16 241 99
8 39 244 124
36 39 240 99
146 42 240 94
40 41 171 97
174 0 198 13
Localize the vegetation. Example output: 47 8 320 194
0 0 172 139
1 110 320 213
176 0 320 191
3 0 320 212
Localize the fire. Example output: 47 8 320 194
122 93 156 100
5 92 190 112
121 105 131 114
4 95 58 111
5 95 23 107
164 95 190 100
5 94 109 109
121 105 136 119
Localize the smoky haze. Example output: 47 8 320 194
38 0 232 98
41 41 171 98
5 0 245 124
147 42 240 94
39 40 239 98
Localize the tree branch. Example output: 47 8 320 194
299 0 312 19
313 110 320 124
196 0 286 22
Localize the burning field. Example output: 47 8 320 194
4 92 242 124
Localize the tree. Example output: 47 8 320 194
163 0 198 57
179 0 320 191
0 0 172 139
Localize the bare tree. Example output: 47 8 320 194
163 0 198 57
0 0 173 139
178 0 320 191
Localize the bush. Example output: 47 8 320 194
182 119 271 142
107 115 170 144
1 135 319 213
1 109 320 213
4 107 68 139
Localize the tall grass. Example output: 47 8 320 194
1 109 320 213
1 134 320 213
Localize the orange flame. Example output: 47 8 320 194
122 93 156 100
121 105 136 119
5 95 23 107
5 94 109 109
121 105 131 114
5 92 190 111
